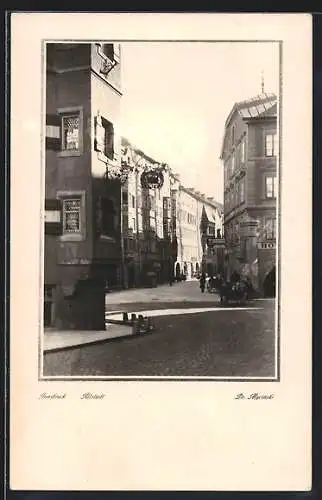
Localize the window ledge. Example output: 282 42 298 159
58 150 83 158
59 234 85 242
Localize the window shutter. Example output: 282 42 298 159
45 198 62 235
46 115 61 150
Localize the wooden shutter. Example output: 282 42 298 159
46 115 61 150
45 198 62 235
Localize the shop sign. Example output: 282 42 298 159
141 170 164 189
257 242 276 250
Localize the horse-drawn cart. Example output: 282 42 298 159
218 280 250 305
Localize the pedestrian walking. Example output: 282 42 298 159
199 273 206 293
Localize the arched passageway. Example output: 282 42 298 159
175 262 181 279
263 266 276 298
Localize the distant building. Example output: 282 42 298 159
44 42 123 329
120 139 174 287
120 140 224 284
220 92 277 296
170 182 224 280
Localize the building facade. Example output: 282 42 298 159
220 92 278 296
44 42 224 330
44 42 123 329
120 139 176 288
171 183 224 280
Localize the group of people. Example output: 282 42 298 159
199 271 253 296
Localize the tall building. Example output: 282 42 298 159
44 42 123 329
170 181 224 280
220 92 277 296
120 138 175 288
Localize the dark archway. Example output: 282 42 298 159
263 266 276 297
196 262 200 274
175 262 181 278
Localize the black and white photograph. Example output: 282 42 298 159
42 40 280 379
9 13 312 492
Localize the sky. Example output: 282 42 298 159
119 42 279 204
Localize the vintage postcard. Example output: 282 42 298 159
9 12 312 491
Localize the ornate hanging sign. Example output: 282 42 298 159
141 169 164 189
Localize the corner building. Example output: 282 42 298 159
44 43 123 329
220 92 277 297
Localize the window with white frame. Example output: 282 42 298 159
265 175 277 198
62 199 82 233
265 133 277 157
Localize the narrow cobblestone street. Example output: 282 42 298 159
44 281 276 378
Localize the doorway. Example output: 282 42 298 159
263 266 276 297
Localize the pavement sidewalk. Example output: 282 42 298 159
43 321 133 353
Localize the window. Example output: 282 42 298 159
240 180 245 203
264 218 276 240
102 118 114 160
102 43 114 61
241 138 246 163
53 107 83 156
63 199 81 233
131 195 135 208
62 115 80 151
265 133 277 157
265 175 277 198
122 191 128 205
132 218 136 231
94 114 114 160
150 216 156 229
232 125 236 144
101 198 116 236
231 153 235 173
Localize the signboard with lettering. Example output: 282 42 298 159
257 242 276 250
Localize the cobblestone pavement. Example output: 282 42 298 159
105 280 221 310
43 299 276 379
